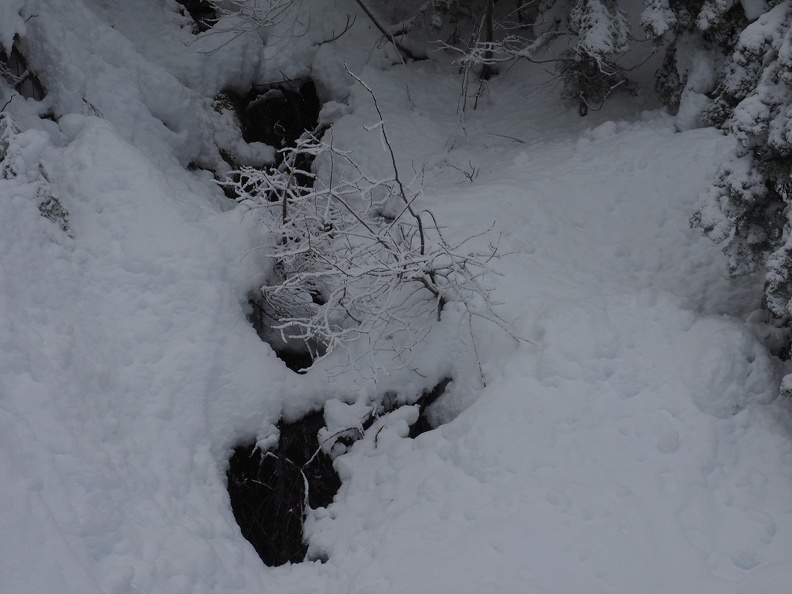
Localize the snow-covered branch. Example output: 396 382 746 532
223 75 507 369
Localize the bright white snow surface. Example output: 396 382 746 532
2 1 792 592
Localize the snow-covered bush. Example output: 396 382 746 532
226 75 505 368
0 113 70 237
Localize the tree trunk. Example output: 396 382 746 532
481 0 495 81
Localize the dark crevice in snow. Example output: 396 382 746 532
213 80 322 199
0 40 46 102
350 378 454 440
220 80 321 152
272 345 314 374
247 293 319 373
408 377 453 438
330 378 455 450
225 379 453 567
173 0 218 33
226 411 341 567
231 79 326 370
245 80 321 148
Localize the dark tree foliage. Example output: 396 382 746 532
691 2 792 312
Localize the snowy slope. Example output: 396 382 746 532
2 1 792 593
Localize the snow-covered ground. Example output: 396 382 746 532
2 1 792 592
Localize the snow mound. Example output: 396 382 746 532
688 320 779 418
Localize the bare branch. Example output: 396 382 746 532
222 72 515 372
351 0 426 62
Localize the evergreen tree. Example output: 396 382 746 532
690 2 792 329
642 0 748 128
426 0 636 113
560 0 634 115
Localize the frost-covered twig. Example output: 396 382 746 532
194 0 305 53
211 0 297 29
0 94 13 112
351 0 427 61
223 73 509 371
441 30 567 68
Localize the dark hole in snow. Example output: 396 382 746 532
0 41 46 101
346 378 453 441
173 0 218 32
226 411 341 566
409 377 453 438
215 80 323 196
247 293 319 373
273 347 314 374
226 380 452 566
244 81 321 148
229 79 327 366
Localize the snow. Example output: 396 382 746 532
0 0 26 53
571 0 630 55
640 0 676 38
697 0 739 31
2 0 792 593
672 34 724 131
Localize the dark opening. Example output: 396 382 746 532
227 79 325 369
226 379 453 567
247 294 318 373
218 81 321 150
244 81 321 148
174 0 218 32
227 411 341 566
0 42 46 101
408 377 453 438
271 347 314 374
216 80 323 197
